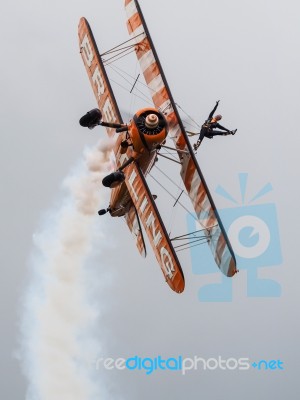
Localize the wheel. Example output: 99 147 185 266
102 171 125 188
79 108 102 129
98 209 107 216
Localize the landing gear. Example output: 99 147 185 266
98 208 110 216
102 155 135 188
79 108 102 129
79 108 128 131
102 171 125 188
120 140 129 154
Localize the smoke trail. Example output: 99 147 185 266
21 139 114 400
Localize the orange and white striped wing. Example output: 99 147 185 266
125 0 237 277
78 17 123 138
79 17 147 262
125 0 184 149
180 154 236 276
124 205 147 258
125 162 185 293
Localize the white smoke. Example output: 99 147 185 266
21 139 114 400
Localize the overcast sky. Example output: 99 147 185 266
1 0 300 399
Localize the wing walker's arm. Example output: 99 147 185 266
208 100 220 119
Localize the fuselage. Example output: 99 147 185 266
109 107 168 216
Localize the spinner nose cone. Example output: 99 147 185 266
145 113 159 129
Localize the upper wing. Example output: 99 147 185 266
78 17 123 136
125 161 185 293
78 17 147 259
124 0 237 277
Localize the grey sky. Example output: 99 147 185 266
1 0 300 399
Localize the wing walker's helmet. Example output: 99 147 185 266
215 114 222 121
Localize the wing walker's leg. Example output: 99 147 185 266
193 139 202 151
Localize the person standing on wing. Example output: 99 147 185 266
193 100 237 150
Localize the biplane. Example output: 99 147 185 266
78 0 237 293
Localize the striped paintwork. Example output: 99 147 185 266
78 17 146 260
124 205 147 258
78 18 123 138
125 0 237 277
125 162 185 293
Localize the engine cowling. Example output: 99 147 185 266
129 108 168 154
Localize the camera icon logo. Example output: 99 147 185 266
188 173 282 302
229 215 270 259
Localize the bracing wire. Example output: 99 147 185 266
105 59 202 133
101 32 145 56
107 64 153 106
101 38 202 132
154 164 190 201
173 237 208 250
103 48 136 65
129 60 139 116
166 181 182 236
103 49 137 66
176 103 201 130
108 78 153 107
148 173 198 222
176 240 208 253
